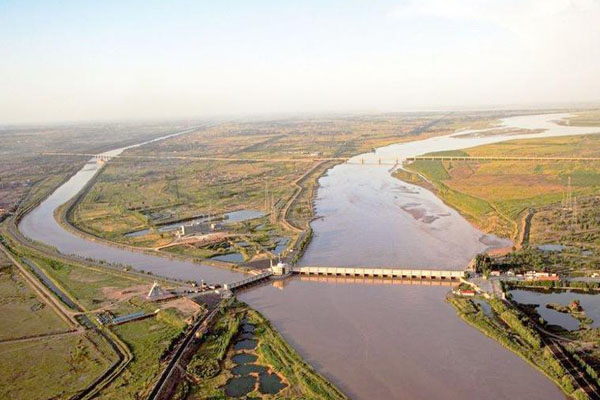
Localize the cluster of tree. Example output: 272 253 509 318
188 355 220 379
507 279 600 290
567 347 600 390
474 253 492 276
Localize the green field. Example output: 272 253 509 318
0 253 69 340
0 332 116 400
97 318 184 399
404 134 600 240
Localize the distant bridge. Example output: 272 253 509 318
92 154 115 162
347 155 600 166
406 156 600 162
45 152 600 167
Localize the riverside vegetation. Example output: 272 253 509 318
176 300 347 400
448 295 593 399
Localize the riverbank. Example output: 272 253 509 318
177 300 347 399
402 133 600 245
448 295 591 399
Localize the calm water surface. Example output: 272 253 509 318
511 289 600 330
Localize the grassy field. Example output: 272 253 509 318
24 252 152 312
404 134 600 240
181 301 347 400
97 317 184 399
0 121 187 216
0 252 69 340
0 249 117 400
71 159 300 255
0 232 198 400
0 332 116 400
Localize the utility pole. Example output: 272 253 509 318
265 181 270 212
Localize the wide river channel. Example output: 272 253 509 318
20 113 600 399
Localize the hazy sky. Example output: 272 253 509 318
1 0 599 124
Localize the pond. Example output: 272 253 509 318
259 371 287 394
510 289 600 330
234 339 258 351
473 298 493 318
124 228 150 238
232 353 257 364
225 376 256 398
232 363 268 376
225 210 266 223
273 238 289 255
537 244 565 253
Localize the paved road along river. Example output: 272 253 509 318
20 113 600 399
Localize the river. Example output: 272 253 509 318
19 128 247 284
20 113 600 399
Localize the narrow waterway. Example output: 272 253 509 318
19 114 600 399
19 128 247 284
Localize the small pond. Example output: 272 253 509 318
273 238 289 255
537 244 565 252
225 376 256 398
259 371 287 394
234 339 258 351
225 210 266 223
510 289 600 330
472 298 493 318
232 353 257 364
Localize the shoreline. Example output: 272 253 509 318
53 163 251 275
447 296 577 398
393 165 517 255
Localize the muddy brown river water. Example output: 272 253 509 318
21 114 600 399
